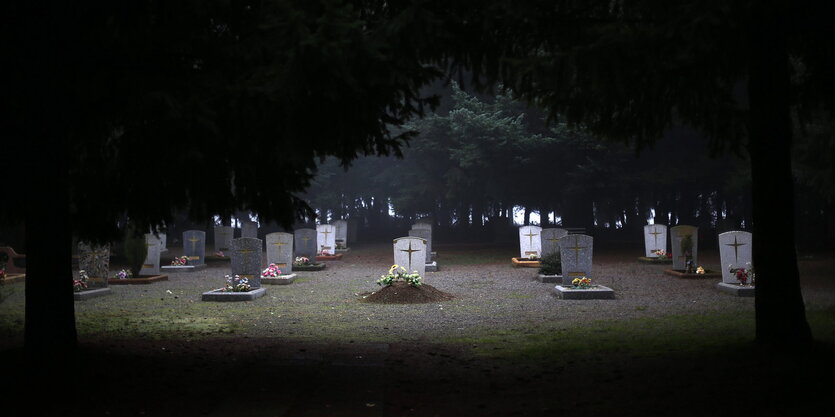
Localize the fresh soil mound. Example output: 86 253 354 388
363 281 454 304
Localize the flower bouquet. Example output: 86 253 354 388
113 269 132 280
73 270 90 292
222 274 251 292
729 263 755 286
571 276 592 289
377 264 422 287
214 251 226 257
171 256 189 266
695 266 705 275
293 256 311 266
653 249 666 258
261 263 282 277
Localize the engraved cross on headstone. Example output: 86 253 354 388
568 236 587 263
400 241 419 271
725 235 746 263
649 227 663 251
524 231 538 247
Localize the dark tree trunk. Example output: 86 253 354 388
747 5 812 345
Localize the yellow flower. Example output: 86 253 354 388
572 278 581 285
696 266 705 274
389 264 399 274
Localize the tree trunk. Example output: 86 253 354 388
747 5 812 345
24 133 78 405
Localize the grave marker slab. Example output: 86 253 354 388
77 242 111 287
393 236 427 279
718 231 753 285
140 233 162 275
558 234 593 285
334 220 349 250
643 224 668 257
183 230 206 266
317 224 336 255
408 228 437 271
518 225 542 259
230 237 263 288
266 232 295 275
541 228 568 257
241 221 258 239
214 226 234 251
670 225 699 270
294 228 317 259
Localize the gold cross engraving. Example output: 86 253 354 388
188 236 200 251
320 228 332 240
568 236 587 263
271 241 288 247
143 264 154 269
301 236 311 243
649 228 662 246
523 231 538 247
725 236 746 263
400 241 420 271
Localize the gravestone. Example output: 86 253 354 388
558 234 594 285
643 224 668 257
140 233 162 275
518 225 542 258
77 242 111 285
670 225 699 270
411 222 434 260
718 231 753 284
541 228 569 257
294 228 318 259
266 232 294 274
230 237 263 288
241 221 258 239
408 228 437 271
183 230 206 266
159 232 167 252
316 224 336 255
393 236 428 279
334 220 349 250
214 226 234 251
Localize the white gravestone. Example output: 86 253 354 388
643 224 668 257
316 224 336 255
718 231 753 284
558 234 594 285
140 233 162 275
393 236 427 279
266 232 295 275
670 225 699 270
408 228 437 271
518 225 542 258
334 220 348 249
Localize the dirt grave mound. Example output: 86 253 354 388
362 281 454 304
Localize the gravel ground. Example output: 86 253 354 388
3 241 832 344
2 242 834 417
